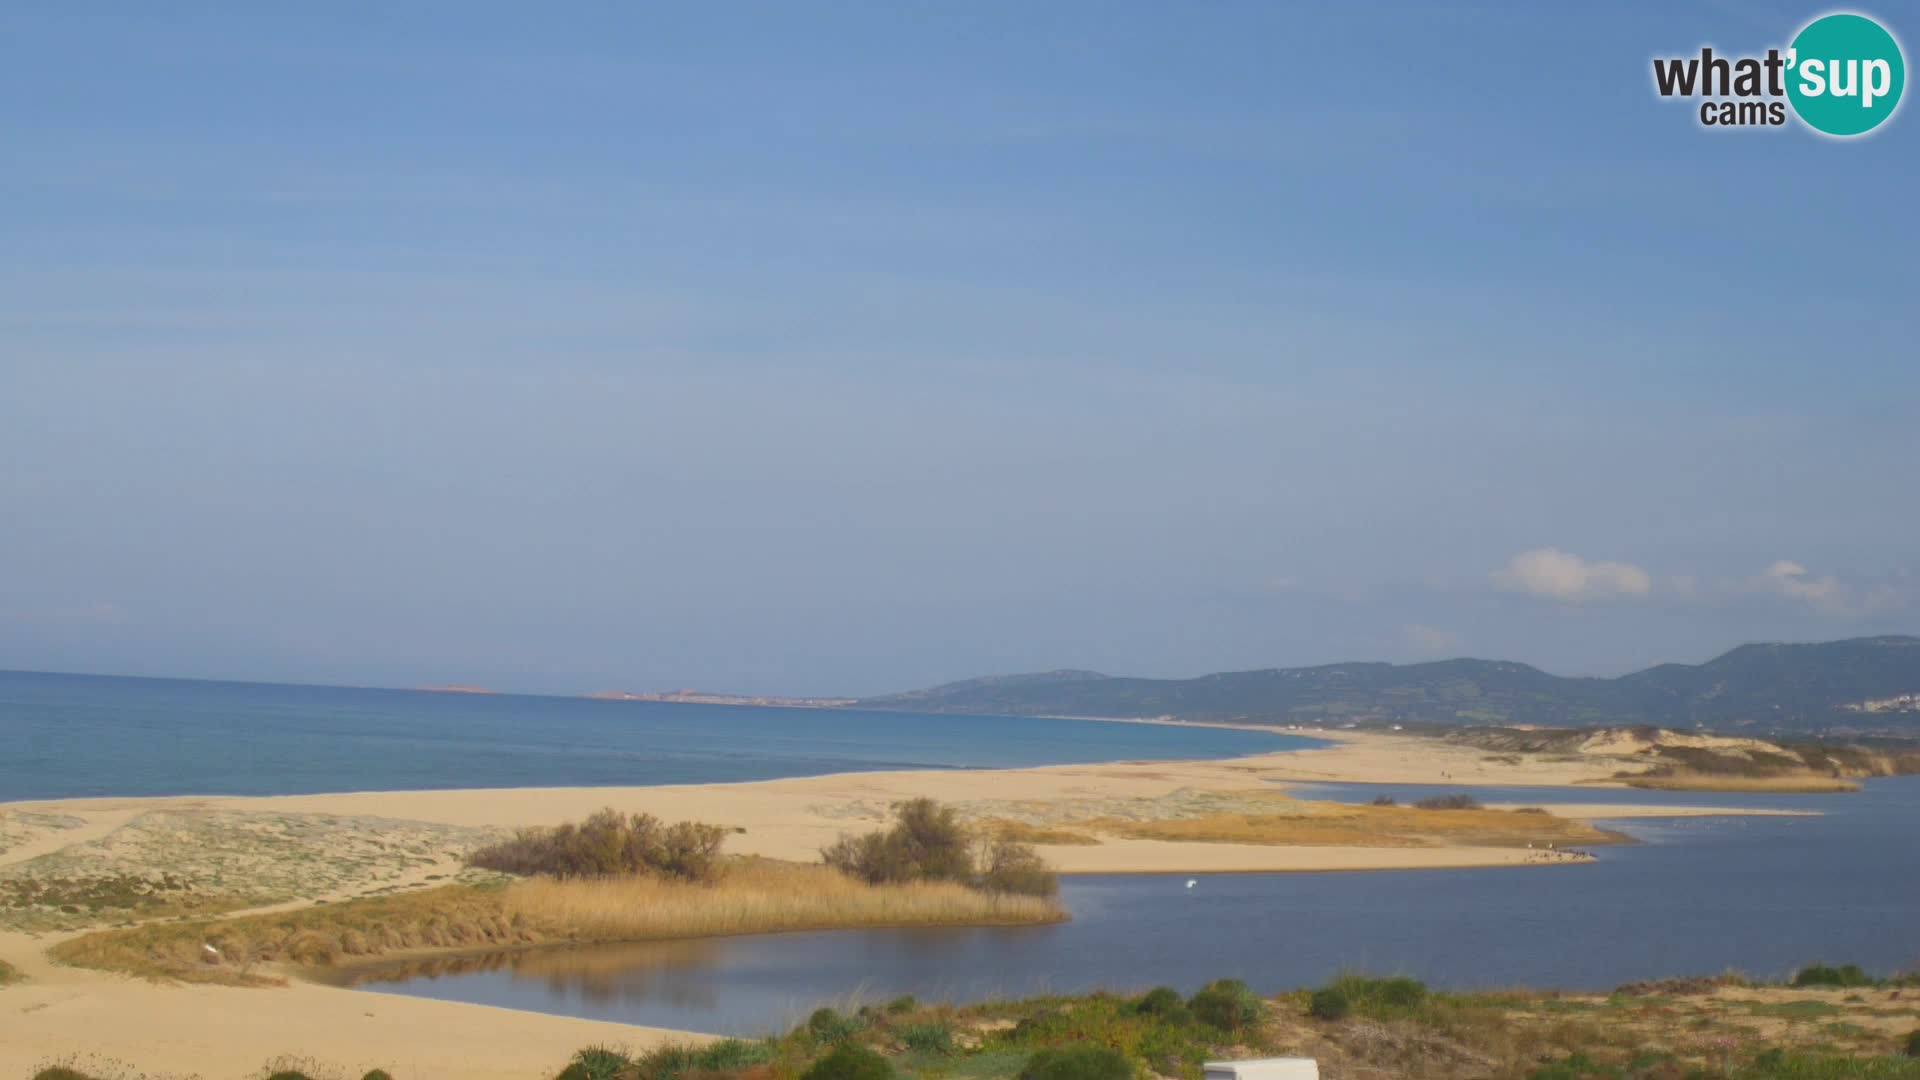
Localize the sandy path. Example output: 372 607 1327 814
0 808 145 869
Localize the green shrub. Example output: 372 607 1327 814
1308 987 1351 1021
1019 1045 1134 1080
557 1045 637 1080
1906 1030 1920 1058
468 808 726 882
885 994 918 1014
1189 978 1262 1032
264 1073 316 1080
1326 974 1428 1016
1791 964 1876 988
1132 986 1189 1021
33 1071 102 1080
692 1039 776 1072
627 1045 704 1080
808 1006 864 1044
362 1072 395 1080
900 1021 956 1054
802 1042 895 1080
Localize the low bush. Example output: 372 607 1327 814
1019 1045 1134 1080
1413 794 1483 811
1189 978 1262 1032
809 1006 863 1044
468 809 727 882
1132 985 1189 1021
801 1042 895 1080
1906 1030 1920 1058
884 994 918 1015
362 1073 394 1080
898 1021 955 1055
1369 795 1397 806
1792 964 1876 988
1326 973 1428 1016
1308 987 1351 1020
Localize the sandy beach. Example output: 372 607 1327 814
0 732 1815 1079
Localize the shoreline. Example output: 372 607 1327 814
0 731 1839 1080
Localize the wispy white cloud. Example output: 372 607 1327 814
1493 548 1653 602
1737 560 1916 617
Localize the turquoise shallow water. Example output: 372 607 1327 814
0 669 1307 800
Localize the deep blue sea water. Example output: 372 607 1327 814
0 669 1304 801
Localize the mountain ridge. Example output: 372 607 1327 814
854 635 1920 736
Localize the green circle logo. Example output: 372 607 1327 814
1787 13 1905 136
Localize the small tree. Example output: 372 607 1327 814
977 836 1059 897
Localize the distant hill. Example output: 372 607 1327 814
855 636 1920 736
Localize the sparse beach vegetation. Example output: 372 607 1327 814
50 855 1062 986
26 965 1920 1080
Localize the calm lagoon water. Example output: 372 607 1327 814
352 778 1920 1035
0 669 1305 800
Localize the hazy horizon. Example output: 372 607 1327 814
5 5 1916 696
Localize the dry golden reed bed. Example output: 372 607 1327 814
50 859 1062 986
504 859 1061 940
1087 802 1624 849
1621 771 1862 793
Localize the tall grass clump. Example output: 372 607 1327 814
823 798 1058 897
467 808 727 882
809 1006 864 1044
898 1021 956 1055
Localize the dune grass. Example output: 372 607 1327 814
1087 801 1622 849
981 819 1103 846
1622 772 1861 793
49 859 1063 986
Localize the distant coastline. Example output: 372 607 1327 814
585 688 856 708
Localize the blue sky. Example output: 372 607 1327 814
2 3 1915 694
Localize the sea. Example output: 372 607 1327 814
0 669 1306 801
